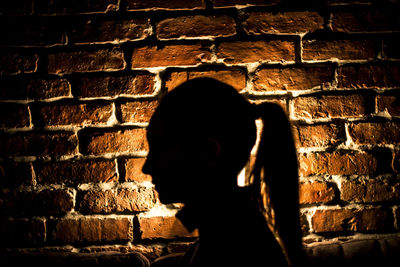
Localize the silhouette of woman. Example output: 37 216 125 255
143 78 302 267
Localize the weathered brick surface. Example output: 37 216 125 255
348 122 400 145
131 44 211 68
311 207 393 233
33 102 113 127
68 18 150 44
79 128 148 155
119 100 158 123
341 178 400 203
0 77 71 100
157 15 236 39
138 216 198 239
292 94 370 120
123 158 152 182
253 66 332 91
0 103 30 128
0 161 34 187
35 160 117 184
244 11 324 34
216 40 294 64
377 93 400 116
0 132 78 157
34 0 119 15
0 52 38 75
165 69 246 92
299 151 378 176
75 73 155 98
302 39 376 61
48 48 125 74
51 216 133 244
0 218 46 246
299 181 336 204
294 123 345 148
78 188 156 214
337 64 400 89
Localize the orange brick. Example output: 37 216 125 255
124 158 152 182
337 64 400 89
127 0 204 10
299 151 378 176
0 52 37 75
48 48 125 74
165 69 246 92
79 128 148 155
292 94 369 120
34 102 113 127
0 103 30 128
311 207 392 233
299 181 336 204
244 11 324 34
213 0 281 7
303 39 375 61
138 216 198 239
377 93 400 116
131 44 211 68
52 216 133 243
216 40 294 64
294 123 344 148
119 100 158 123
253 66 332 91
157 15 236 39
348 122 400 145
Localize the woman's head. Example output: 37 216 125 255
143 78 257 204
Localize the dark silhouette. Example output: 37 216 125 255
143 78 302 267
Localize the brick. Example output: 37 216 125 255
78 187 156 214
35 160 117 184
68 18 150 44
216 40 294 64
0 131 78 157
3 189 75 216
119 100 158 123
213 0 282 7
156 15 236 39
165 69 246 92
0 52 37 75
311 207 393 233
302 39 376 61
292 94 369 120
76 73 155 98
294 123 344 148
35 0 119 15
0 161 34 187
377 93 400 116
341 178 400 203
0 218 46 246
299 151 378 176
0 78 71 101
0 103 30 128
349 122 400 145
253 66 332 91
244 11 324 34
299 181 336 204
138 216 198 239
80 128 148 155
131 44 211 68
0 16 64 47
331 9 400 33
124 158 152 182
337 64 400 89
395 207 400 230
51 216 132 244
126 0 204 10
33 102 113 127
48 48 125 74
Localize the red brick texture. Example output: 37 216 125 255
1 0 399 259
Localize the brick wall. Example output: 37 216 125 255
1 0 399 260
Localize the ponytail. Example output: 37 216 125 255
246 102 302 267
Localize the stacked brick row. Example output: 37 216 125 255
0 0 399 258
